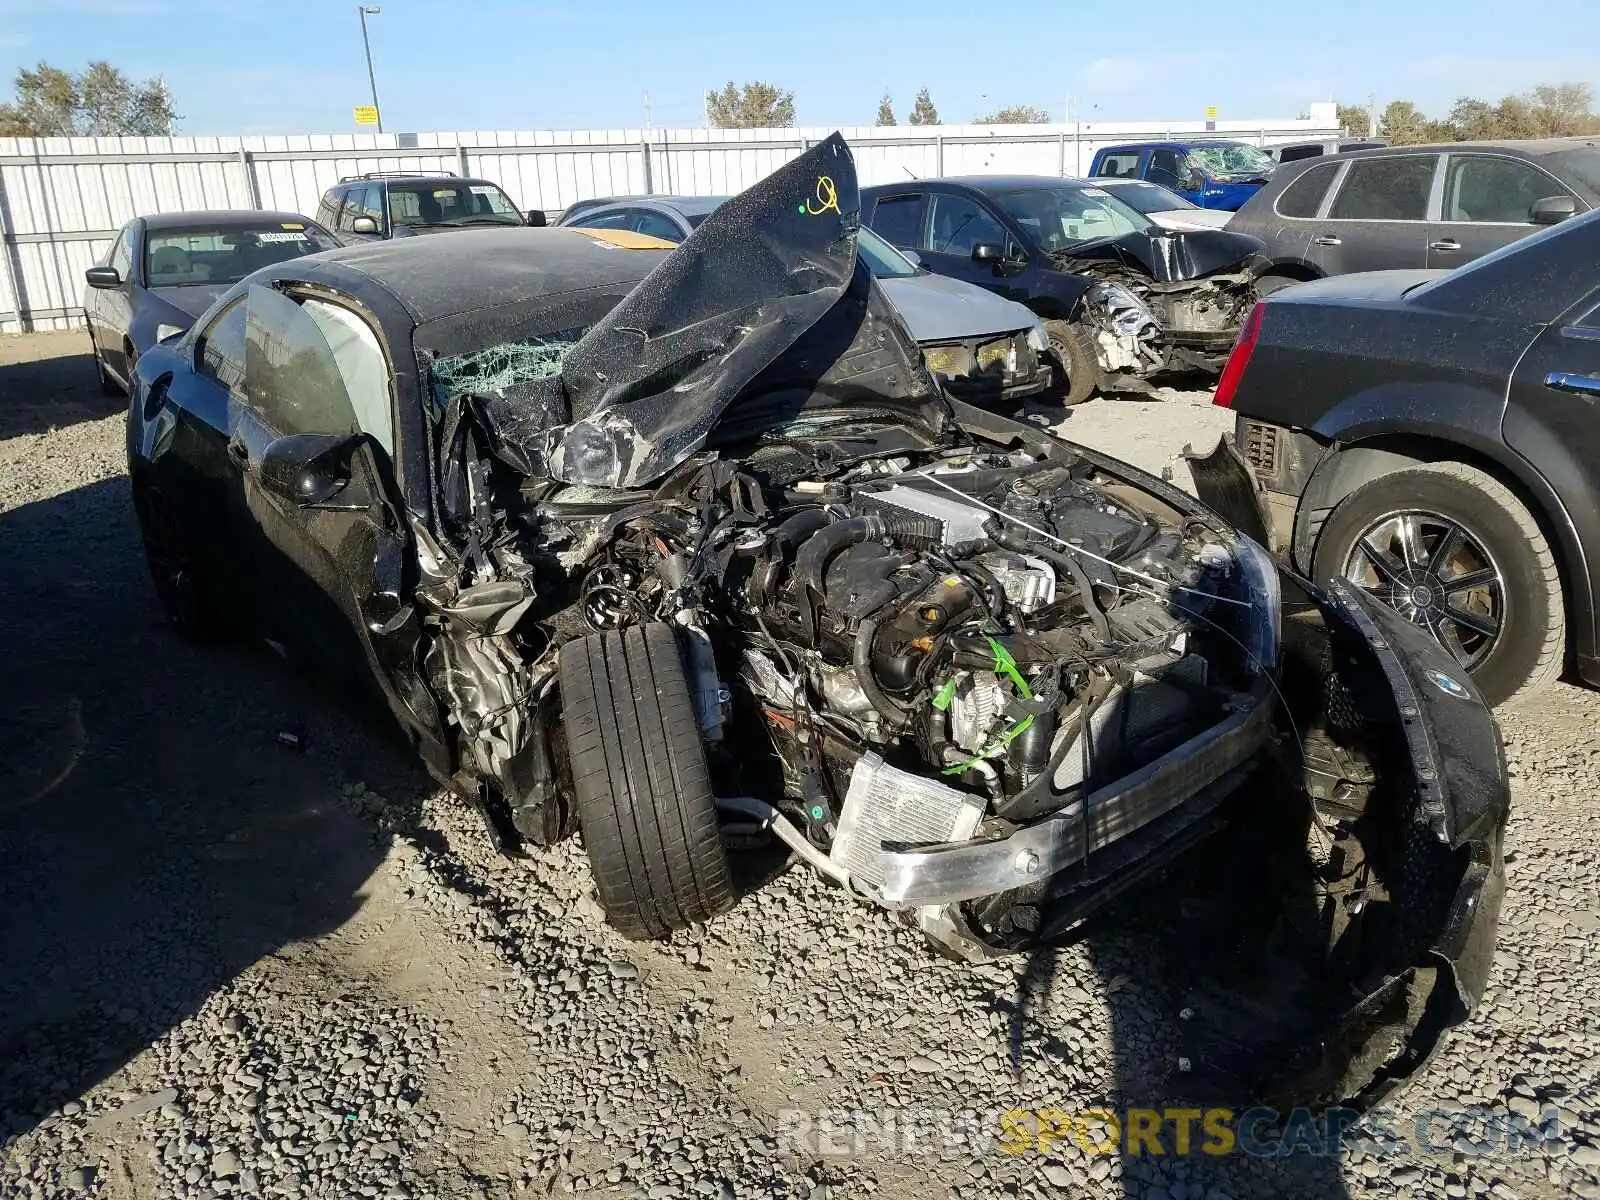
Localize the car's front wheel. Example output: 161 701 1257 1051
560 622 733 939
131 478 225 641
1042 319 1100 406
1312 461 1564 706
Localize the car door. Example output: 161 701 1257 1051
149 295 265 626
922 190 1027 299
866 191 927 253
228 282 445 759
97 225 138 379
1428 153 1579 269
1305 153 1438 276
86 225 130 362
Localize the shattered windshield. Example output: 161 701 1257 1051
993 185 1152 252
388 182 523 228
1187 144 1276 182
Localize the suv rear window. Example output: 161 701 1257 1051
1274 161 1341 218
1276 145 1325 164
1329 155 1436 221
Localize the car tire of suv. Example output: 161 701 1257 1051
1312 461 1565 707
1043 320 1100 406
560 621 733 940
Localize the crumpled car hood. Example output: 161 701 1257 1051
542 133 934 489
1057 227 1269 282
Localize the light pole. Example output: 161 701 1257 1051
358 5 383 133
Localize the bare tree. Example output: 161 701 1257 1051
875 93 895 126
705 81 795 129
1527 82 1595 136
0 61 177 137
977 104 1051 125
908 88 940 127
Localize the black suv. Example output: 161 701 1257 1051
314 171 546 241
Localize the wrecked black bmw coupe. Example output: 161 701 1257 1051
128 136 1507 1107
861 176 1267 403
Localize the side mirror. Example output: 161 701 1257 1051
526 210 548 227
1531 195 1577 225
259 432 369 508
349 216 380 235
971 242 1005 263
85 266 122 289
900 248 923 268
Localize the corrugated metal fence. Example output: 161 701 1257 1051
0 118 1336 333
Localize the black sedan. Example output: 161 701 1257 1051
126 136 1508 1108
83 210 339 394
1200 206 1600 707
860 176 1268 402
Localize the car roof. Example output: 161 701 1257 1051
1339 137 1600 158
306 226 670 323
865 176 1088 193
142 210 319 231
1098 139 1252 152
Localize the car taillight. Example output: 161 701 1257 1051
1213 302 1264 409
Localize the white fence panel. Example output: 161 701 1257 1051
1 115 1336 332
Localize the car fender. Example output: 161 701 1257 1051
1289 393 1592 665
1023 269 1094 322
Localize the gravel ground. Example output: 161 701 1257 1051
3 332 1599 1200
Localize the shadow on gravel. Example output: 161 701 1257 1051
0 476 434 1145
0 350 127 441
1008 781 1354 1200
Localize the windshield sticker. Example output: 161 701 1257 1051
469 185 496 195
800 175 841 217
1080 187 1110 198
280 222 305 230
257 231 309 244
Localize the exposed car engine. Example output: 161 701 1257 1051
434 424 1278 958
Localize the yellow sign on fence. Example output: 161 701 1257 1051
1204 105 1219 119
354 105 380 126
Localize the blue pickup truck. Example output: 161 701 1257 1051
1086 140 1276 210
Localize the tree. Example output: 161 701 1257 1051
0 61 177 137
1378 100 1429 145
1528 82 1596 136
978 104 1051 124
1493 94 1541 139
1336 103 1373 138
875 93 895 126
705 81 794 129
908 88 940 126
1445 96 1499 141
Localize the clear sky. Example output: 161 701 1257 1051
1 0 1596 136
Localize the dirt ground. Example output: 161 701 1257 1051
3 331 1599 1200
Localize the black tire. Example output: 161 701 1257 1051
1042 319 1100 406
559 622 733 939
131 478 225 641
1311 461 1564 707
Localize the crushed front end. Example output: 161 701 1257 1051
1055 228 1268 386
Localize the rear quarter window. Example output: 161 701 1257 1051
1274 161 1341 218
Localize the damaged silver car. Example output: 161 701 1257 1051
127 136 1508 1109
860 175 1267 402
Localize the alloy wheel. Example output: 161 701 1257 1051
1341 510 1504 669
